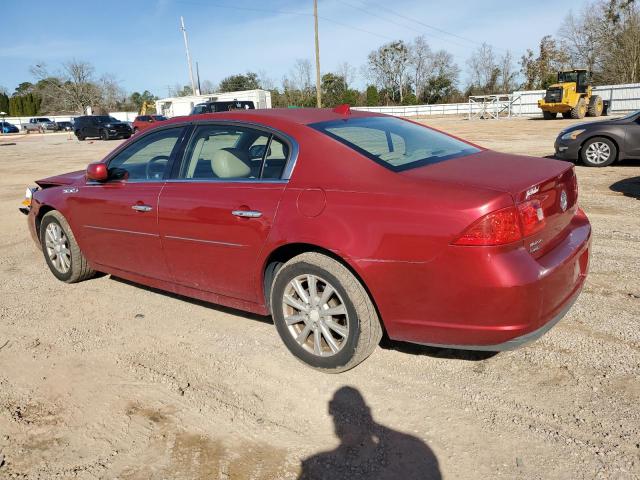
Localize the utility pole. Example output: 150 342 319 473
180 16 199 96
196 61 202 95
313 0 322 108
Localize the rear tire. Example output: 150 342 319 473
580 137 617 167
270 252 382 373
40 211 96 283
75 130 85 141
587 95 603 117
570 98 587 119
542 111 557 120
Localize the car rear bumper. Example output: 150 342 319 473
356 209 591 350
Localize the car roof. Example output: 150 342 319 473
167 107 384 128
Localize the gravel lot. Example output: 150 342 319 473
0 117 638 479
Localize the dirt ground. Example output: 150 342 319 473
0 116 638 480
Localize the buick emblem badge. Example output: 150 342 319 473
560 190 568 212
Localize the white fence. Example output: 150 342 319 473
354 82 640 118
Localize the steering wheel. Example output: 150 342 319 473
145 155 169 180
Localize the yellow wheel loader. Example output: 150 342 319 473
537 69 608 120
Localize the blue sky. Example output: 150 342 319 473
0 0 590 97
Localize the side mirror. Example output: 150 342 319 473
86 162 108 182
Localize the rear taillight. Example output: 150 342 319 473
518 199 546 237
454 200 547 246
453 206 522 246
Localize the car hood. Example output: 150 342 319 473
35 170 86 188
400 150 572 197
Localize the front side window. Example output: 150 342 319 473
310 116 480 171
179 125 288 180
108 127 184 181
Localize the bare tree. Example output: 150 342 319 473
410 36 433 99
498 51 518 93
31 60 102 113
466 43 501 94
99 74 127 111
368 40 411 103
558 3 605 75
257 70 276 91
200 80 217 94
337 62 356 90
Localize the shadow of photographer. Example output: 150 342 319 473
298 386 441 480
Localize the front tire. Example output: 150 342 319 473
75 130 85 141
581 137 617 167
101 129 109 141
270 252 382 373
40 211 96 283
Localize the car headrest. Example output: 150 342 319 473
211 149 251 178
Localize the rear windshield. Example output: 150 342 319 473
310 116 480 171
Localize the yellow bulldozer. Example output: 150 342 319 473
537 69 607 120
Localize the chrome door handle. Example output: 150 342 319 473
131 204 153 212
232 210 262 218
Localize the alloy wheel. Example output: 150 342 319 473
281 274 349 357
585 141 611 164
44 223 71 274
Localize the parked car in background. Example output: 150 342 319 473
132 115 168 134
23 117 56 133
555 110 640 166
55 121 74 132
191 100 255 114
73 115 132 141
0 121 19 133
21 108 591 372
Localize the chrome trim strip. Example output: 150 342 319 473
84 225 159 237
163 235 245 247
163 179 287 184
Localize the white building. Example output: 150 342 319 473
156 89 272 118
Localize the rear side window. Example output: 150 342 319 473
310 116 480 171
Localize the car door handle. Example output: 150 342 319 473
232 210 262 218
131 204 153 212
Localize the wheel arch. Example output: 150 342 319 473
260 242 384 331
35 204 58 241
579 134 621 162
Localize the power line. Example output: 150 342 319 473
174 0 394 41
354 0 508 52
341 0 470 49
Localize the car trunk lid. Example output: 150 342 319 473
402 150 578 257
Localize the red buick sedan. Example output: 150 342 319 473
21 108 591 372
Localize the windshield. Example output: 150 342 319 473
310 116 481 171
616 110 640 120
558 72 578 83
152 115 167 121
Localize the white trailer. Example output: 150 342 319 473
156 89 272 118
